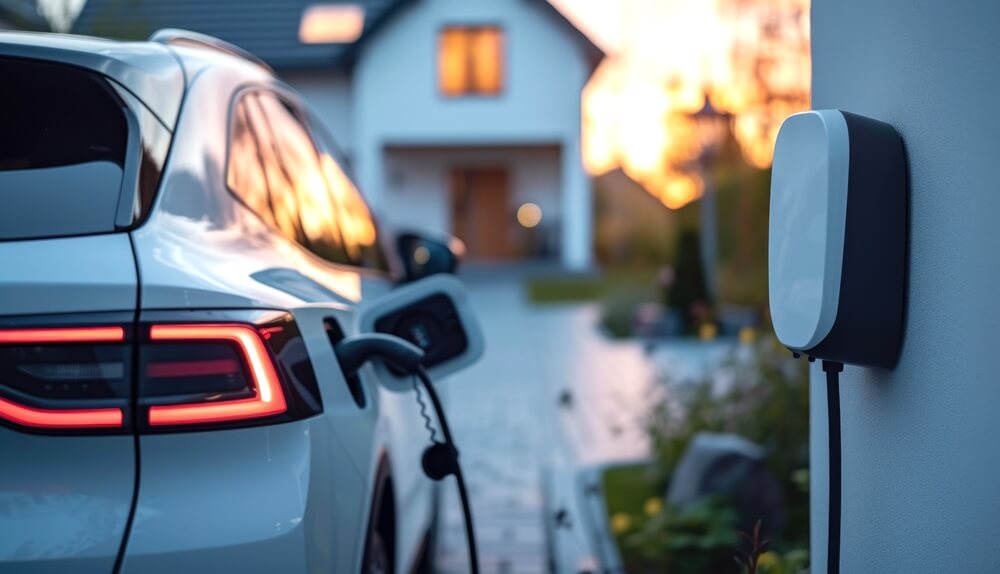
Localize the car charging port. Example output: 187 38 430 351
324 318 366 408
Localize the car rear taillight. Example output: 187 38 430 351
143 324 287 426
0 325 129 430
0 326 125 344
0 311 322 434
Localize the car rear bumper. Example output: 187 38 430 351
123 416 366 573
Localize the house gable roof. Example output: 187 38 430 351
73 0 408 71
529 1 605 69
73 0 603 72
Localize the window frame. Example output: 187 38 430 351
0 57 171 242
223 85 390 275
437 24 506 98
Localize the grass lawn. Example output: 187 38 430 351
602 462 663 521
524 268 658 304
602 463 671 573
525 269 661 338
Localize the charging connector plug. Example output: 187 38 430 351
333 334 480 574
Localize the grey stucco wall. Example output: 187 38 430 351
810 1 1000 571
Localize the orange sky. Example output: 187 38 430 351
551 0 811 208
51 0 807 211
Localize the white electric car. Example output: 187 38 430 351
0 30 480 574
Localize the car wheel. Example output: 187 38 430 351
362 529 390 574
414 484 441 574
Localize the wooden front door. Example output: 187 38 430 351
450 168 512 260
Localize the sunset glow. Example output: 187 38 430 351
555 0 811 209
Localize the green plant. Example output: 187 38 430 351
736 519 767 574
603 464 664 521
598 285 659 338
664 228 713 333
714 165 772 308
604 335 810 572
647 335 810 549
623 496 741 574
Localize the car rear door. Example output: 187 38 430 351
0 56 161 573
0 236 138 574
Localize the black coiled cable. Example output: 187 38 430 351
415 365 480 574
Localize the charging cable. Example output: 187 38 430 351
822 360 843 574
414 364 480 574
793 354 843 574
334 333 480 574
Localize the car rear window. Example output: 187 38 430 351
0 58 133 240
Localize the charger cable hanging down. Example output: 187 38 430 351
822 360 843 574
414 365 480 574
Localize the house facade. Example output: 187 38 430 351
810 0 1000 571
75 0 603 269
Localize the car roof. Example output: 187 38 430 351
0 31 186 130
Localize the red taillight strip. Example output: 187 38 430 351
146 358 241 379
0 326 125 344
0 326 126 429
0 396 123 428
147 324 287 426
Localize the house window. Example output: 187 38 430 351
438 26 503 96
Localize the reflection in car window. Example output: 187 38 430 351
245 94 310 247
320 154 376 263
255 94 348 264
227 99 275 227
227 91 352 266
308 117 388 271
227 90 389 271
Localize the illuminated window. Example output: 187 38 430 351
439 26 503 96
299 4 365 44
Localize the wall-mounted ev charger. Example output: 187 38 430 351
769 109 908 368
769 109 908 574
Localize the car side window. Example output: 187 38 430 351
227 97 276 228
307 117 389 271
227 91 352 266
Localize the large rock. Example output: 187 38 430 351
666 432 785 537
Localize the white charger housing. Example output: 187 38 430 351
769 110 907 368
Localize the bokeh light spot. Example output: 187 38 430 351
516 203 543 228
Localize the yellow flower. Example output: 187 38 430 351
739 326 756 345
757 551 781 571
610 512 632 534
699 322 718 341
643 497 663 517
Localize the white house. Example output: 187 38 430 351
74 0 604 269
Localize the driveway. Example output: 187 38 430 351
433 268 661 573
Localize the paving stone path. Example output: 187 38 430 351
433 271 659 573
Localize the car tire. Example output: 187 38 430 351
362 529 390 574
414 484 441 574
